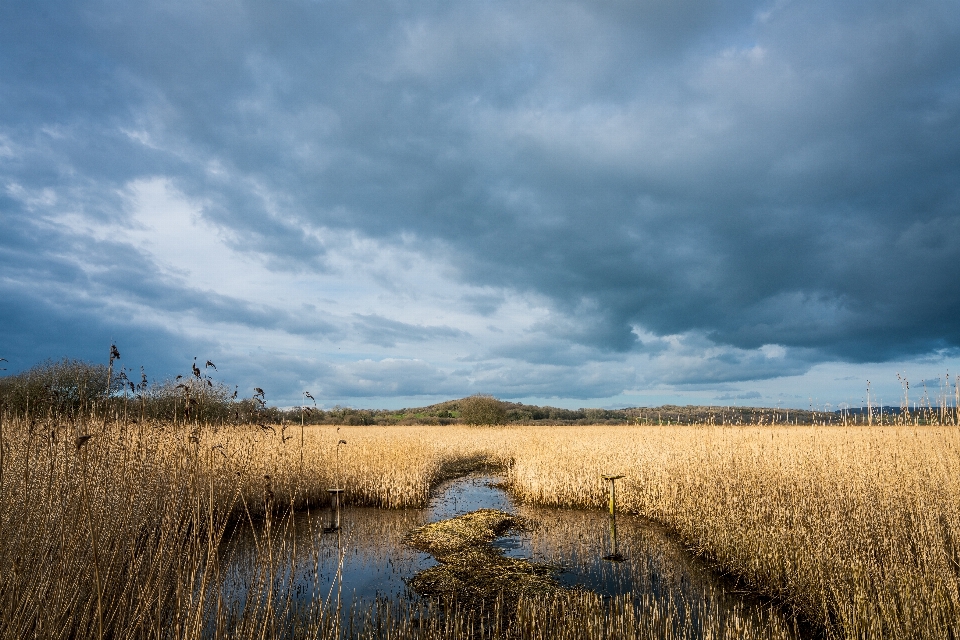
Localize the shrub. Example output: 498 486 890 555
458 394 507 425
0 358 110 419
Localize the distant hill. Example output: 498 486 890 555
283 398 918 426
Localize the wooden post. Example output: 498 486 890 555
603 474 624 515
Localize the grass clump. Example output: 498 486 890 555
405 509 564 609
407 509 520 555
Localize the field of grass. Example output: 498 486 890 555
504 425 960 638
2 415 959 638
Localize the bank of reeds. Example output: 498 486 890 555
2 418 959 638
0 416 498 640
502 424 960 639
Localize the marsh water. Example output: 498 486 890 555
219 474 807 638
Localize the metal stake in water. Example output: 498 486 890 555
602 474 625 562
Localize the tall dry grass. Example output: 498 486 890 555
317 423 960 638
501 425 960 639
2 418 958 638
0 418 503 640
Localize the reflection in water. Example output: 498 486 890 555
604 512 625 562
219 475 513 611
218 474 805 639
324 488 345 532
428 474 514 519
220 503 431 611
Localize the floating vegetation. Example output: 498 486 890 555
405 509 565 609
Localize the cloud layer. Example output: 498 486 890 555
2 0 959 407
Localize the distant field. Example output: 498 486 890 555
2 417 959 638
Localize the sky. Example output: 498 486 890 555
2 0 960 410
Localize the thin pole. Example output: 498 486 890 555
603 475 624 515
609 478 616 515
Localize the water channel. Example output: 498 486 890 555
219 474 809 638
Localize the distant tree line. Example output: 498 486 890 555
2 358 949 428
274 397 931 427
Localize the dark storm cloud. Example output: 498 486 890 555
2 0 960 396
0 276 206 378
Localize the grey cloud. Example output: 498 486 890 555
0 277 210 378
3 216 339 338
310 355 635 403
631 332 817 386
487 336 625 366
460 293 503 316
352 314 467 348
466 359 637 400
323 359 462 399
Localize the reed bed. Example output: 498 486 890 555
2 417 958 638
501 425 960 639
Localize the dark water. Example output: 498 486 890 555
219 474 805 637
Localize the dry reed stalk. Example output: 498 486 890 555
77 438 103 640
4 418 960 638
496 424 960 638
285 423 960 637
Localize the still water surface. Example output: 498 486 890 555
220 474 806 637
